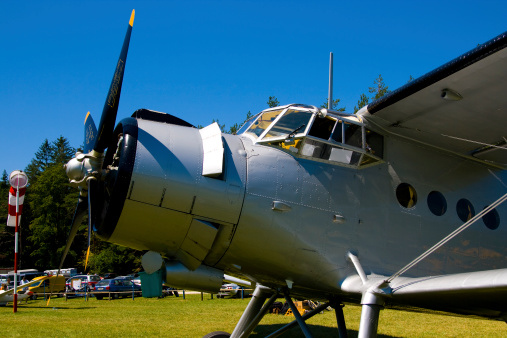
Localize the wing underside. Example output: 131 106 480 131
359 31 507 167
341 268 507 320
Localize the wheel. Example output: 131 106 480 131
31 294 37 300
202 331 230 338
96 295 103 300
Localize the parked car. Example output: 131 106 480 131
101 273 117 280
217 283 252 299
66 275 101 292
28 275 66 299
93 278 142 299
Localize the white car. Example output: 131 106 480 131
217 283 252 299
66 274 101 292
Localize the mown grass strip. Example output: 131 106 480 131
1 294 506 337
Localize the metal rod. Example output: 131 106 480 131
283 289 313 338
335 304 348 338
328 52 333 109
239 292 279 338
358 304 381 338
13 184 20 313
267 302 331 338
231 285 272 338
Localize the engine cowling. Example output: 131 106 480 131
95 112 247 271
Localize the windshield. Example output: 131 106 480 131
32 280 44 287
262 109 312 139
243 109 283 138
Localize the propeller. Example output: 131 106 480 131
48 9 135 304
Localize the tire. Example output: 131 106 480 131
96 295 103 300
202 331 231 338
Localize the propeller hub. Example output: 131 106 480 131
65 151 104 189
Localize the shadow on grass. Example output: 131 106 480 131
250 323 401 338
12 305 97 310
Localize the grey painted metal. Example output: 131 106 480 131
74 24 507 337
358 291 384 338
266 302 332 338
164 260 223 293
335 304 348 338
238 292 279 338
230 285 273 338
387 191 507 282
108 122 246 264
219 131 507 303
176 218 219 270
358 304 381 338
358 46 507 167
223 274 251 288
104 107 507 322
347 252 367 285
283 289 313 338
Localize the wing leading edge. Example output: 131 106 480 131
358 31 507 167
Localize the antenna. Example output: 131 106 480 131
328 52 333 110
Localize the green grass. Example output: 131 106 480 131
1 294 506 337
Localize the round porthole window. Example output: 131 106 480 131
427 191 447 216
396 183 417 208
482 206 500 230
456 199 475 222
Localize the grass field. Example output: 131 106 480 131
1 294 506 337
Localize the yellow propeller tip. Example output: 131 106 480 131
84 111 91 124
129 9 135 27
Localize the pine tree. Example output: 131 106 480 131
369 74 390 101
267 96 280 108
51 136 76 165
320 98 346 111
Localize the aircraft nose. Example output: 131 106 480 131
93 116 246 271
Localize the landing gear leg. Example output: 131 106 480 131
358 292 383 338
333 303 348 338
230 285 276 338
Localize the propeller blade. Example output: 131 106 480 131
93 9 135 153
47 195 88 305
85 178 98 270
59 196 88 271
84 112 97 153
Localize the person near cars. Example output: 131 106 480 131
20 276 28 292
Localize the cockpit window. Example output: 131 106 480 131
243 109 283 138
239 105 384 169
262 109 312 140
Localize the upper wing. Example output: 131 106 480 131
358 31 507 167
341 268 507 319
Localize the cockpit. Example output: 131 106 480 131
237 104 384 168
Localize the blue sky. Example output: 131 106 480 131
1 0 506 176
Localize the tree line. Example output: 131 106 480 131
0 74 394 276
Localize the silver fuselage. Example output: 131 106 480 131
99 116 506 302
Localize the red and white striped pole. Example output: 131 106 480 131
9 170 28 313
